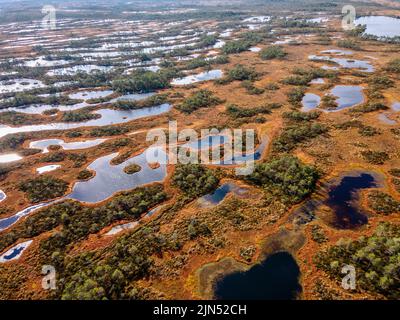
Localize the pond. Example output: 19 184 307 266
199 183 249 206
301 93 321 111
46 65 113 76
249 47 261 52
0 78 46 94
329 85 364 111
0 240 33 263
24 57 69 67
0 190 6 202
392 102 400 112
292 171 382 229
355 16 400 38
171 70 223 85
36 165 61 174
105 221 139 236
67 146 167 203
321 49 353 55
0 201 60 232
378 113 397 125
30 138 107 153
214 252 302 300
310 78 325 84
0 153 22 163
0 104 172 138
309 55 374 72
68 89 114 101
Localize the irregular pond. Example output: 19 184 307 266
46 65 113 76
293 171 382 229
309 55 374 72
378 113 397 125
105 221 139 236
36 165 61 174
0 200 61 232
301 93 321 112
0 190 6 202
321 49 353 55
0 104 171 138
329 85 364 111
355 16 400 38
214 252 302 300
68 90 114 101
30 138 107 153
0 78 46 94
392 102 400 112
171 70 223 85
67 146 167 203
0 240 33 263
0 153 22 163
310 78 325 84
199 183 249 206
249 47 261 52
25 57 69 67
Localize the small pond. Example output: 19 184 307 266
36 165 61 174
0 190 6 202
171 70 223 85
214 252 302 300
0 104 172 138
0 153 22 163
292 171 382 229
0 240 33 263
67 146 167 203
30 138 107 153
199 183 249 206
301 93 321 112
355 16 400 38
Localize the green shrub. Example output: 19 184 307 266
226 104 271 119
311 225 328 243
361 150 389 165
19 176 69 203
171 164 219 197
176 89 221 114
246 155 319 203
385 58 400 73
273 123 328 152
227 64 258 81
61 111 100 122
123 163 142 174
350 103 388 113
283 111 320 121
336 39 361 50
112 71 170 93
287 86 306 106
222 40 252 54
77 170 94 180
259 46 287 60
368 191 400 215
315 222 400 299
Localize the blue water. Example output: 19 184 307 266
355 16 400 38
301 93 321 111
326 173 377 229
3 247 24 260
215 252 302 300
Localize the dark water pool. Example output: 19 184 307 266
214 252 302 300
326 173 377 229
292 171 380 229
